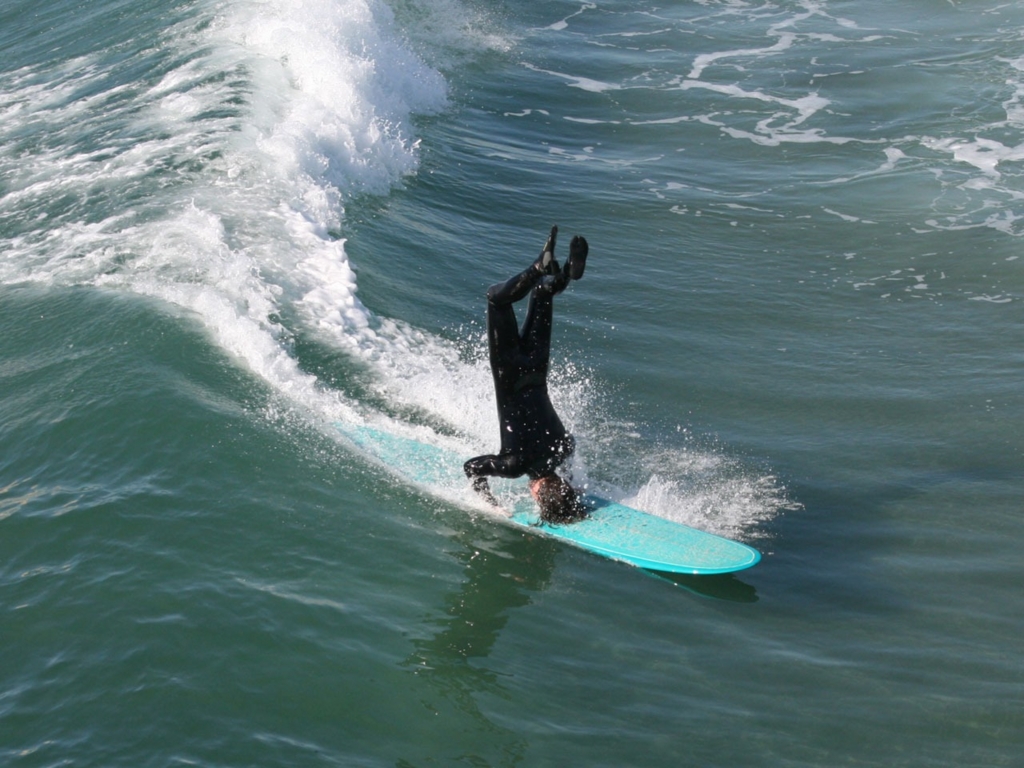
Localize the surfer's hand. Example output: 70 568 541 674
471 476 500 507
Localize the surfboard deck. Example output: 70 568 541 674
339 423 761 576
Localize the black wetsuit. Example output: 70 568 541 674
463 262 574 495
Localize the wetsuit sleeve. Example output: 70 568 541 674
464 453 527 480
486 265 541 306
464 453 528 506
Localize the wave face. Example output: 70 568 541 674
1 0 447 407
0 0 792 536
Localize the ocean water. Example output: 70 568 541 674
2 0 1022 765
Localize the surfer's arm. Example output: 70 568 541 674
464 453 525 508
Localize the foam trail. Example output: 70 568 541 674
0 0 532 505
677 80 836 146
0 0 451 426
0 0 792 535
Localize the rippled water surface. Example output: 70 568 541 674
2 1 1022 765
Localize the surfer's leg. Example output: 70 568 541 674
485 226 559 306
485 241 556 363
486 297 520 369
519 233 586 361
519 286 555 360
486 268 539 307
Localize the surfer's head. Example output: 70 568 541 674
530 474 586 523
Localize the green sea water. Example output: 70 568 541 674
2 0 1023 765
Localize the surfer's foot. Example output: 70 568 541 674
567 235 588 281
534 225 559 275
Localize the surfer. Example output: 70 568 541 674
464 226 589 523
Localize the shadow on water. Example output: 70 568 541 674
399 526 559 767
395 503 761 763
651 571 759 602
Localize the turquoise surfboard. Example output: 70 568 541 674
338 423 761 576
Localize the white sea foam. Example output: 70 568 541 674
523 63 621 94
677 79 838 146
688 32 800 81
0 0 454 427
544 2 596 33
923 136 1024 179
623 470 788 542
686 0 881 80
